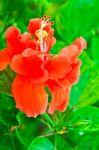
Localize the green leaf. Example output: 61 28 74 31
75 131 99 150
0 121 24 150
16 112 40 147
55 135 73 150
55 0 99 42
0 66 15 96
0 145 11 150
47 0 66 3
50 40 66 54
76 70 99 108
69 106 99 130
91 35 99 66
0 93 18 126
66 106 99 148
70 52 99 107
28 137 54 150
45 2 64 16
37 0 49 16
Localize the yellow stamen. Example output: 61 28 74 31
35 29 48 42
35 16 52 52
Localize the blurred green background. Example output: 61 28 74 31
0 0 99 149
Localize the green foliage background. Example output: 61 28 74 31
0 0 99 149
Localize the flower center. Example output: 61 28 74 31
35 29 48 42
35 16 53 52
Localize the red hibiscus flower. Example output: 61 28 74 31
11 38 86 117
0 16 87 117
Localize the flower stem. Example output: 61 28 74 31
43 112 55 128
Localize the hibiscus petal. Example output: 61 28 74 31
28 40 40 51
19 32 32 51
67 60 81 84
0 49 11 71
46 80 70 114
28 18 41 36
5 26 20 42
58 78 70 88
45 56 71 80
43 23 51 32
59 45 78 62
6 26 33 57
6 26 20 51
73 36 87 52
12 75 48 117
57 60 81 87
11 54 27 75
59 37 87 62
11 48 48 83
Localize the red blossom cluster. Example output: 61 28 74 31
0 16 87 117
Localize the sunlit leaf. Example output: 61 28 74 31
55 0 99 42
28 137 54 150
